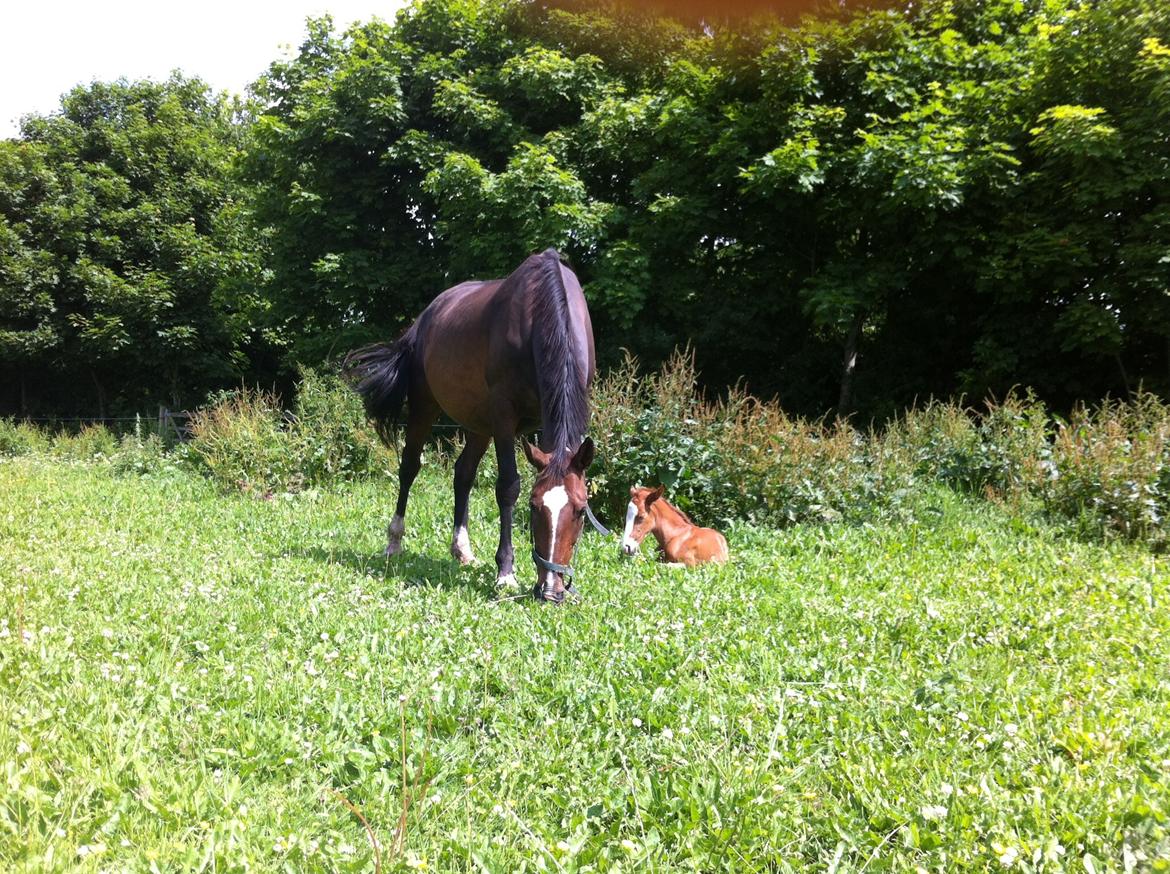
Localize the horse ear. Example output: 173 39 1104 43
522 440 550 471
572 436 595 472
647 485 665 506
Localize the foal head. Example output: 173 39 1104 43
523 437 595 602
621 485 665 557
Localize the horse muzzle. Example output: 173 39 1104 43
531 548 577 603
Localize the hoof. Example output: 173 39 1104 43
385 516 406 557
450 546 477 565
495 572 519 590
450 527 475 565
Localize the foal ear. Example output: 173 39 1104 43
572 436 595 472
522 440 551 471
647 484 665 506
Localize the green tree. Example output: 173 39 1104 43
0 75 262 415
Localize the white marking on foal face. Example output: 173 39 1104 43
540 485 569 586
621 501 640 556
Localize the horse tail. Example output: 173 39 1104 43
342 323 419 445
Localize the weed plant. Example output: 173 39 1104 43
8 361 1170 548
185 369 394 495
589 349 912 528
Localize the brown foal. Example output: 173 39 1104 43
620 485 729 567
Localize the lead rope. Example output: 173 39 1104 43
584 502 611 537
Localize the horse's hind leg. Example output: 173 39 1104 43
450 432 490 564
385 402 439 557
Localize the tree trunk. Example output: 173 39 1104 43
90 368 107 420
1114 353 1131 398
837 312 864 419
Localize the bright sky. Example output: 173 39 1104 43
1 0 409 138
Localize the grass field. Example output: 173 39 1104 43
2 456 1169 872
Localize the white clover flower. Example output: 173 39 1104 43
77 842 107 858
920 804 948 821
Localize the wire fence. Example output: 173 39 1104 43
9 407 466 442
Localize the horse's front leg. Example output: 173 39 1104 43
492 434 521 588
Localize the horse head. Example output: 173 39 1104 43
523 437 595 603
621 484 664 557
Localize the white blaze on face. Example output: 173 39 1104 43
540 485 569 587
621 501 639 554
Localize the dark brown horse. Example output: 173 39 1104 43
342 249 597 602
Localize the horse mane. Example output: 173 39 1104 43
531 248 589 475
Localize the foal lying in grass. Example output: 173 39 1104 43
620 485 730 567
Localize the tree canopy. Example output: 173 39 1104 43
3 0 1169 420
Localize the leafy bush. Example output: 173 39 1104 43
50 424 119 461
590 349 912 527
590 351 1170 547
0 419 50 456
286 367 388 484
187 387 302 494
887 394 1050 497
111 418 177 477
186 368 393 494
1041 394 1170 544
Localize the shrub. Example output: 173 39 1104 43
0 419 50 456
111 417 176 477
51 423 119 461
185 368 394 494
888 393 1050 497
187 387 299 494
1041 393 1170 544
287 367 389 483
589 349 912 527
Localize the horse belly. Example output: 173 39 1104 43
420 342 496 434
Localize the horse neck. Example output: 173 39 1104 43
531 252 589 455
649 499 692 546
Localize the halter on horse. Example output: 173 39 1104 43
343 249 599 602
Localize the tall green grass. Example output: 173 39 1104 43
590 351 1170 546
589 349 909 527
